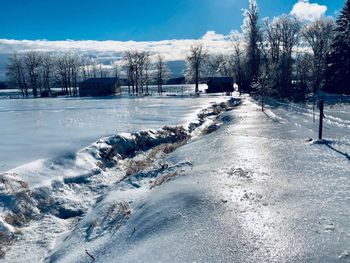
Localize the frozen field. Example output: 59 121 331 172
1 93 349 262
0 85 225 173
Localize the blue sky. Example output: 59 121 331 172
0 0 344 41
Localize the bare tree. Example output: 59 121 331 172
23 51 42 97
262 17 283 92
302 17 335 92
243 0 262 88
143 53 151 94
6 52 28 97
279 15 301 96
91 59 98 78
262 15 301 96
186 44 208 93
123 51 135 94
112 61 120 78
98 59 108 78
205 54 234 78
264 18 282 66
80 57 88 81
56 54 69 94
232 42 246 93
295 52 313 99
205 54 221 77
69 54 80 96
155 55 170 94
122 51 151 95
41 53 54 96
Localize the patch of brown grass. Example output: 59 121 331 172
117 202 131 216
162 141 186 154
125 145 169 177
161 126 188 141
212 106 222 115
202 123 219 135
4 212 26 227
150 171 181 189
125 159 153 177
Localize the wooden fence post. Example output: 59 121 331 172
318 99 324 140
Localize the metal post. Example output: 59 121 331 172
318 99 324 140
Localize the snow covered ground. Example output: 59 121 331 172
1 94 349 262
0 84 223 173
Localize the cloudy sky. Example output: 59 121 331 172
0 0 345 79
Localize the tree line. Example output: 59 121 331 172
5 50 173 97
183 0 350 98
122 51 171 95
237 0 350 98
6 0 350 98
6 52 121 97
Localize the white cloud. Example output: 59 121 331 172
0 32 237 79
201 31 226 41
0 31 233 62
290 0 327 21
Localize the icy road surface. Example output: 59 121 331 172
45 96 350 263
1 95 349 262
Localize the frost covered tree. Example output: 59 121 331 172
278 15 301 97
55 53 81 96
232 42 248 93
262 17 282 92
123 51 135 94
295 52 313 100
23 51 42 97
143 53 151 94
155 55 170 94
205 54 234 78
186 44 208 93
6 52 28 97
258 15 301 97
122 51 150 95
205 55 222 77
243 0 262 90
324 0 350 95
302 18 335 93
41 53 55 96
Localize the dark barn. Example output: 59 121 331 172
206 77 234 93
0 82 8 89
79 78 121 97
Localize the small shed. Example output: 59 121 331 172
79 78 121 97
206 77 234 93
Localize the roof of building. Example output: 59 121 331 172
79 77 119 85
207 77 234 84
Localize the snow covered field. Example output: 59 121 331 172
1 93 349 262
0 85 222 173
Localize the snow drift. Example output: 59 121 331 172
0 98 240 261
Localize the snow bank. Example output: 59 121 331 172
0 97 240 261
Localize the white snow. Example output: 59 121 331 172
1 94 349 262
0 85 226 173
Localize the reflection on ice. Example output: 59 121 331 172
0 89 227 173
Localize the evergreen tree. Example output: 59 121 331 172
324 0 350 95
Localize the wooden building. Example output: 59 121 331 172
79 78 121 97
206 77 234 93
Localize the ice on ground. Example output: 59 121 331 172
1 94 349 262
0 86 226 173
0 97 238 262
